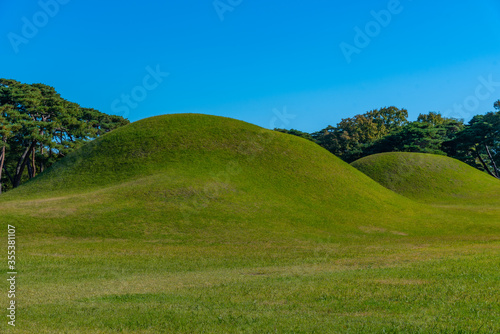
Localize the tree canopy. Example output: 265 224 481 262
446 103 500 179
276 101 500 179
0 79 129 193
273 128 316 142
365 113 464 156
311 106 409 162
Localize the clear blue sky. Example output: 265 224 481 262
1 0 500 132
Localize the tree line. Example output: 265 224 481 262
0 79 129 193
275 102 500 179
1 78 498 194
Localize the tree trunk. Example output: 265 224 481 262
13 141 37 188
475 150 497 178
485 145 499 178
0 144 5 194
27 158 34 180
31 145 36 178
40 146 44 173
4 168 14 186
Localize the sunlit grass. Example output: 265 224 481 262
1 115 499 333
5 236 500 333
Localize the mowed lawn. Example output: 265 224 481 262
8 232 500 333
4 184 500 333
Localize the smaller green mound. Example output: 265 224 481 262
351 152 500 205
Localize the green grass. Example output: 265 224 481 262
1 114 499 333
351 152 500 205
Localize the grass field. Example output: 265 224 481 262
1 114 499 333
351 152 500 206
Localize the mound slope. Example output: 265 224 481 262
352 152 500 205
1 114 427 240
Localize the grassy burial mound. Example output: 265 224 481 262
2 115 500 333
351 152 500 205
1 114 426 241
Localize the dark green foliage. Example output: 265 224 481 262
297 109 462 163
273 128 316 142
311 106 409 162
365 114 464 156
0 78 129 192
446 101 500 178
367 122 448 155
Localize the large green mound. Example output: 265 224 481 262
352 152 500 205
2 114 427 240
3 115 500 333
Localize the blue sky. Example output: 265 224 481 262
1 0 500 132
